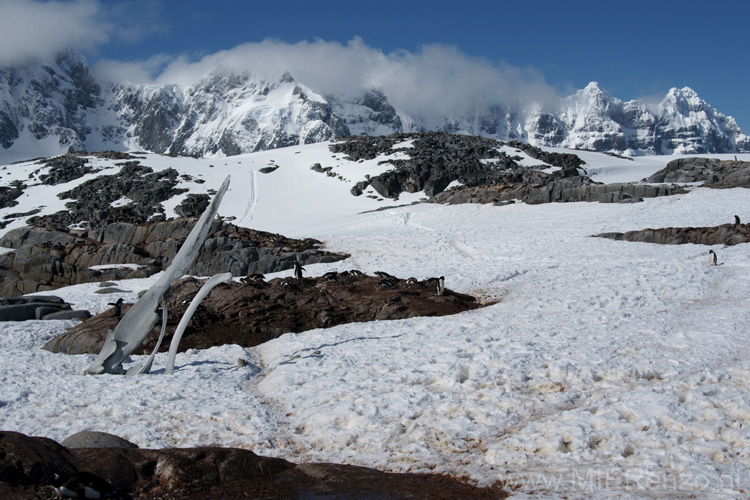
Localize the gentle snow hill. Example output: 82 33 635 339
2 143 750 499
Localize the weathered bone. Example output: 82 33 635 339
125 303 168 376
85 176 230 375
165 272 232 375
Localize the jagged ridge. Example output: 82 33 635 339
0 51 747 161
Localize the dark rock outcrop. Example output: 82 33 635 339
44 273 483 355
433 179 681 206
328 132 683 206
0 431 507 500
37 152 95 185
0 295 90 321
0 219 347 297
330 132 585 199
27 161 184 229
595 222 750 246
644 157 750 188
0 181 26 210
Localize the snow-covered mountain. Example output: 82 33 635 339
1 51 748 162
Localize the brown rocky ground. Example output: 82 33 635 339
0 431 508 499
44 272 484 356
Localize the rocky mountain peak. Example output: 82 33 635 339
0 51 747 161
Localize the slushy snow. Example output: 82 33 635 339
1 145 749 499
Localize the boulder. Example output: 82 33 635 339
42 310 92 321
61 431 138 449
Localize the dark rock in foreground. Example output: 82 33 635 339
44 273 483 355
0 431 507 499
0 218 347 297
595 222 750 246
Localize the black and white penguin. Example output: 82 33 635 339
107 298 124 318
241 273 265 284
709 249 718 266
293 260 305 280
735 215 741 226
50 471 118 499
322 271 339 282
436 276 445 296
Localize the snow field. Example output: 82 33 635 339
1 146 750 498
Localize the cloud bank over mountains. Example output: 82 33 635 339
92 37 563 125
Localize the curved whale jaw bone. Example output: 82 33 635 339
85 176 231 375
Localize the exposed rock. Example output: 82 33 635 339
61 431 138 450
0 180 26 210
44 273 484 355
433 179 680 206
644 157 750 188
0 431 507 499
328 132 682 206
37 153 95 185
0 295 89 321
330 132 584 199
0 219 346 297
174 193 210 218
27 161 184 229
595 222 750 246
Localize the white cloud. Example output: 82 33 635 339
94 37 562 121
0 0 111 66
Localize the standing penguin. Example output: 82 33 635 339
735 215 741 226
709 250 718 266
436 276 445 296
107 298 124 319
293 260 305 280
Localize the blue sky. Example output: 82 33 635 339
2 0 748 130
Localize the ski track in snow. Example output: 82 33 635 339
2 149 750 498
238 169 258 226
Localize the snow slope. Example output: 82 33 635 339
1 145 750 498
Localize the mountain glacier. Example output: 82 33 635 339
0 51 747 162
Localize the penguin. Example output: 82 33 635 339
322 271 338 282
735 215 741 226
241 273 264 284
50 471 118 499
378 279 394 287
709 249 718 266
349 269 364 277
107 298 124 319
293 260 305 280
374 271 395 280
436 276 445 296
